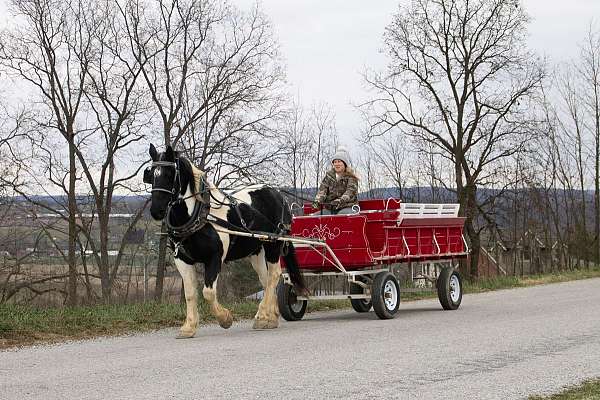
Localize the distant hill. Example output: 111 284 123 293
7 187 595 234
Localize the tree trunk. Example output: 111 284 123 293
67 132 78 306
594 82 600 267
464 184 481 279
154 221 168 302
595 132 599 266
99 221 111 303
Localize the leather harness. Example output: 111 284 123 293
147 159 289 260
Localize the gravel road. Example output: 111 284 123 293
2 278 600 399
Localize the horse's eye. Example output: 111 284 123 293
143 167 153 184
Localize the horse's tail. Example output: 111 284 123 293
281 242 307 292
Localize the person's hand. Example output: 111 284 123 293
330 199 341 210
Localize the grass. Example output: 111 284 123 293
0 302 186 349
1 267 600 349
465 267 600 293
0 298 349 349
529 379 600 400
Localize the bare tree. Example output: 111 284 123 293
369 134 409 199
310 102 338 189
356 147 381 198
73 0 150 302
577 26 600 264
122 0 287 299
525 93 581 270
121 0 222 299
1 0 150 303
541 26 600 267
278 100 313 204
0 0 98 304
552 70 592 263
0 106 81 303
176 5 288 186
361 0 545 278
0 105 32 199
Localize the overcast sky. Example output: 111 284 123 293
238 0 600 149
1 0 599 150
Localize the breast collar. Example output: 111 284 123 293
164 170 212 240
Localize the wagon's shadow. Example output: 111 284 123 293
300 307 442 322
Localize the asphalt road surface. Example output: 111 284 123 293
2 278 600 400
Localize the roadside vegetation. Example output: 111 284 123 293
0 298 348 349
2 267 599 349
529 378 600 400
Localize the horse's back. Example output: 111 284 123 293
225 185 288 225
222 186 289 262
248 187 289 223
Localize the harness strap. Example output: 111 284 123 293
210 185 289 235
228 197 253 232
165 177 211 239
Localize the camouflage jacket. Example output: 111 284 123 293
315 169 359 210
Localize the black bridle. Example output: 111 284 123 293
144 160 181 196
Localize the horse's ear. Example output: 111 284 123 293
149 144 158 161
165 145 174 161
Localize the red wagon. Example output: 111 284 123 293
277 198 469 320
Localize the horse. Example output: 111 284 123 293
144 143 306 338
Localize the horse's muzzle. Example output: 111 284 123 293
150 207 166 221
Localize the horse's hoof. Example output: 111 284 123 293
175 331 195 339
266 319 279 329
218 312 233 329
252 318 278 330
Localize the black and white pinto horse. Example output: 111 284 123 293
145 144 306 338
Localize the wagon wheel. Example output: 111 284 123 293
372 271 400 319
277 281 307 321
349 277 372 313
436 267 462 310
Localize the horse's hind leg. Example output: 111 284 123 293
174 258 199 339
253 245 282 330
203 256 233 329
250 248 268 319
250 247 268 289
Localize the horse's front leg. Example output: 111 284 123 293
203 256 233 329
174 258 199 339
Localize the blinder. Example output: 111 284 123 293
143 167 153 184
145 160 181 196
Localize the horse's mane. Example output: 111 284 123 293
180 157 207 203
190 163 207 203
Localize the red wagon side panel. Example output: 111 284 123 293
290 214 373 270
283 200 468 272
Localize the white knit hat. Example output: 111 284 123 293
331 147 351 168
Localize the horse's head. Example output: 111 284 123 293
144 143 181 221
